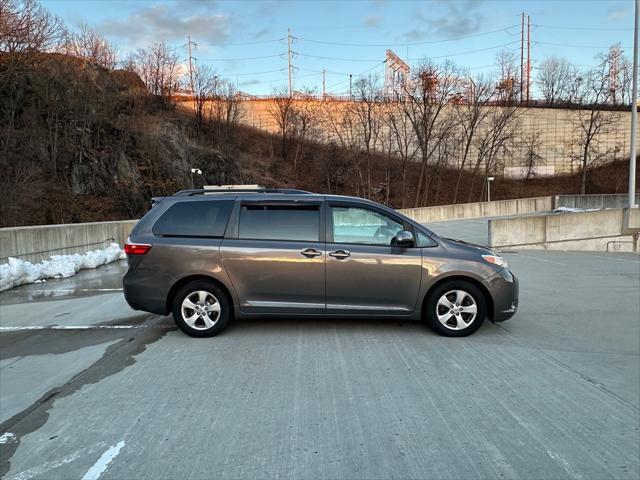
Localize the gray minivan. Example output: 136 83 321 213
123 187 518 337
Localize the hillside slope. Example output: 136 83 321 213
0 54 636 227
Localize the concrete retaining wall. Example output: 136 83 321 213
489 208 640 252
399 196 554 223
0 220 137 264
554 194 635 210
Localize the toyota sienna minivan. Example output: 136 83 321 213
123 186 518 337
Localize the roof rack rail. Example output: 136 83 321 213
172 186 314 196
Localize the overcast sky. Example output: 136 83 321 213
41 0 635 95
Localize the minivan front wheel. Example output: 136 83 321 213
172 280 231 337
426 280 486 337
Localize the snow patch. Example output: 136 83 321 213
553 207 599 213
0 432 17 444
0 243 125 292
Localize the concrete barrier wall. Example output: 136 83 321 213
0 220 138 264
398 196 554 223
554 194 636 210
489 208 639 252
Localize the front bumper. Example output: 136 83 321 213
486 268 519 322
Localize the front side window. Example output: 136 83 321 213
153 200 233 237
331 206 404 246
416 230 437 248
239 204 320 242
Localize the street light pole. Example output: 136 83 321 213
629 0 639 207
487 176 495 203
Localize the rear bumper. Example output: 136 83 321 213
487 269 519 322
123 269 169 315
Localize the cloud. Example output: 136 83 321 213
240 79 261 87
97 3 230 47
608 8 629 21
404 0 484 40
253 27 272 40
364 14 382 28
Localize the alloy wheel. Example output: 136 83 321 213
181 290 221 330
436 289 478 331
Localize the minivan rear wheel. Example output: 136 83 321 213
172 280 232 337
426 280 486 337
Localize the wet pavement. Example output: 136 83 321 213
0 227 638 479
0 260 128 305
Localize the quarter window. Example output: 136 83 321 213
331 206 404 246
153 200 233 237
239 205 320 242
416 230 437 247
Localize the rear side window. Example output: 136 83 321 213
239 205 320 242
153 201 233 237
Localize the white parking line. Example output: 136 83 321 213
39 288 124 292
81 441 125 480
512 254 569 266
0 326 144 331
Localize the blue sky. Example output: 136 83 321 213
42 0 635 95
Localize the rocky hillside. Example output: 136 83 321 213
0 53 238 227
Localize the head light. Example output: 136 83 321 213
482 254 508 268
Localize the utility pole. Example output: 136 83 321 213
526 14 531 104
287 28 293 97
349 74 353 100
187 36 196 96
520 12 524 103
629 0 639 208
322 69 326 99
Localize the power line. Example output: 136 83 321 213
418 41 520 59
537 41 631 49
197 53 285 61
326 61 386 90
535 24 633 31
196 38 285 46
295 25 519 47
215 68 286 78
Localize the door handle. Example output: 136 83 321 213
329 249 350 259
300 248 323 258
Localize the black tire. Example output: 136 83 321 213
425 280 486 337
172 280 232 337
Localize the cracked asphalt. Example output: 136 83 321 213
0 219 638 479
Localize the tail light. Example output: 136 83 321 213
124 242 152 255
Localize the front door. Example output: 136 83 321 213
221 201 325 314
325 203 422 315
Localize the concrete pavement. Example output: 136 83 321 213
0 230 639 479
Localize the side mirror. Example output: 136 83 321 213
393 230 415 247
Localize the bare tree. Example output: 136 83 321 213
472 103 521 201
400 60 462 206
494 49 520 103
126 42 180 106
613 51 633 106
522 129 544 180
267 88 296 160
320 99 365 195
192 63 217 127
349 75 383 197
62 23 117 69
570 56 617 194
0 0 64 54
290 89 318 175
208 79 243 146
452 75 494 203
536 57 580 105
383 98 418 208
